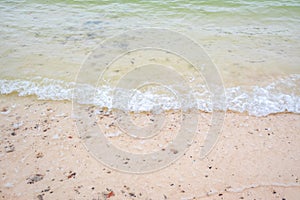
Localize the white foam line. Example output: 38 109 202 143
0 74 299 116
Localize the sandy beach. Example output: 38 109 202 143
1 0 300 199
0 94 299 199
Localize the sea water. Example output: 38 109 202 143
0 0 299 116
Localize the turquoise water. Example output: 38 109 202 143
0 0 299 116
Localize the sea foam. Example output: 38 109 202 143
0 75 299 117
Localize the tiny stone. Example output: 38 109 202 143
170 149 178 154
67 172 76 179
36 152 44 158
41 186 50 193
129 192 136 197
1 107 8 112
27 174 44 184
5 144 15 153
1 107 10 114
37 194 43 200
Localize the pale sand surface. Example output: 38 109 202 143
0 95 299 199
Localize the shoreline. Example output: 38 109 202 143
0 94 299 199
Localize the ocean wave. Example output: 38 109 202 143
0 75 299 116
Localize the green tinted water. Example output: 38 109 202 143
0 0 299 115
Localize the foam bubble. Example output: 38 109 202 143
0 75 299 116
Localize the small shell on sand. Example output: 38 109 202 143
1 107 10 114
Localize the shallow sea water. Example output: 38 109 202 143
0 0 299 116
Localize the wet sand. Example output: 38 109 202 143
0 94 299 199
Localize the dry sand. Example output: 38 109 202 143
0 94 299 200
